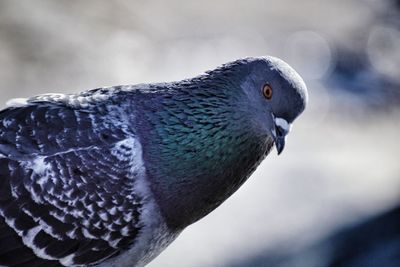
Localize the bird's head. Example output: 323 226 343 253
136 56 308 227
234 56 308 155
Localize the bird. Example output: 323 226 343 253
0 56 307 267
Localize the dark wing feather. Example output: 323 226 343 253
0 102 144 266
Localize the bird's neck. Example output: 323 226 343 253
134 79 272 229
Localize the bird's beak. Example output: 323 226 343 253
272 116 292 155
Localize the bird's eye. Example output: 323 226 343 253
262 84 273 100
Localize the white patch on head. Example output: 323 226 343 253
6 98 29 107
275 117 292 133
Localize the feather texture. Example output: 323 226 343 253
0 95 170 266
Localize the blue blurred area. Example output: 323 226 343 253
226 205 400 267
323 0 400 110
326 48 400 109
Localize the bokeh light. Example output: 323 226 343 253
284 31 333 81
367 25 400 82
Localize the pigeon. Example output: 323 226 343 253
0 56 307 267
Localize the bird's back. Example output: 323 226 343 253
0 88 176 267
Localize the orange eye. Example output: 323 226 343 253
262 84 273 100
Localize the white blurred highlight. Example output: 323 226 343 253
284 31 333 80
367 25 400 82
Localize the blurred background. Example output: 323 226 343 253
0 0 399 266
